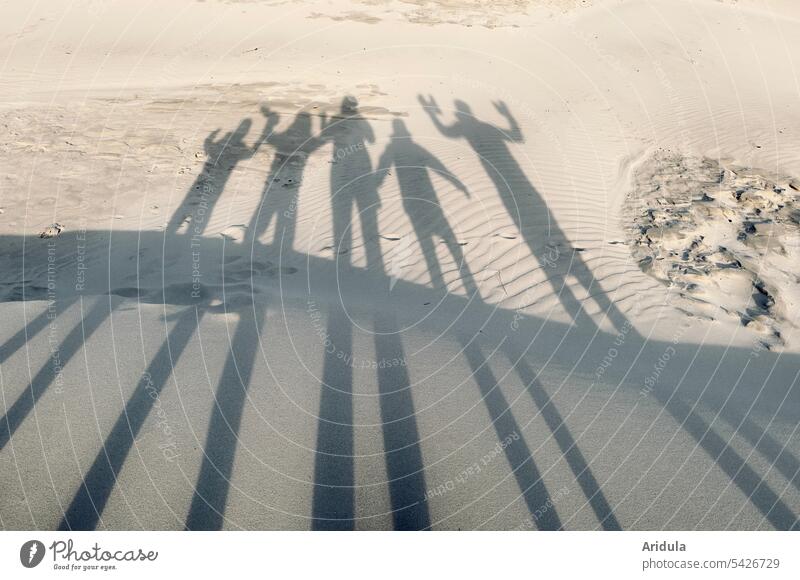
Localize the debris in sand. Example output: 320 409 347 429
625 153 800 348
39 223 64 238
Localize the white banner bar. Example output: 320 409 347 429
1 532 798 579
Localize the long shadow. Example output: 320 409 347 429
247 107 322 251
719 411 800 494
656 389 799 530
0 298 114 452
503 341 620 530
166 120 257 236
311 306 355 530
311 97 431 529
376 119 477 295
0 297 76 366
59 306 202 530
701 372 800 496
419 96 631 336
374 311 430 530
310 96 369 530
459 335 562 529
185 301 267 530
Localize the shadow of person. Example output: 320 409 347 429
418 96 632 336
376 119 478 296
166 119 257 236
247 107 322 252
320 95 382 271
312 97 430 530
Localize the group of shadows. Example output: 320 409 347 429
1 96 799 531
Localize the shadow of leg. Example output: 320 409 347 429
311 307 355 530
723 412 800 494
506 343 620 530
374 311 430 530
59 306 202 530
0 298 76 366
459 335 561 529
185 302 267 530
0 298 113 452
659 391 799 530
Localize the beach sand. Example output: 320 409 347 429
1 0 799 530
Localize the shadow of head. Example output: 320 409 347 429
341 95 359 114
391 118 410 137
454 99 472 121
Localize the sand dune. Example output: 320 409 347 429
1 0 800 530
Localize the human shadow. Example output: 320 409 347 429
458 334 562 529
656 389 799 530
59 305 202 530
311 97 430 530
376 119 477 296
311 306 355 530
56 114 273 529
718 411 800 495
247 107 322 251
418 96 631 336
321 95 381 268
0 298 115 452
183 108 320 528
502 341 620 530
166 119 257 236
0 297 76 368
185 300 267 530
373 310 430 530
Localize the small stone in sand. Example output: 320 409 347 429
39 223 64 238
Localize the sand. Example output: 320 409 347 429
1 0 799 530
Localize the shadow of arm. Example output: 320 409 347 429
418 94 460 138
494 100 523 142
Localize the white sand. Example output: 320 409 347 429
1 0 799 530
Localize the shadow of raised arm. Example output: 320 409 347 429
493 100 523 142
203 129 221 155
418 94 461 138
257 105 280 149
